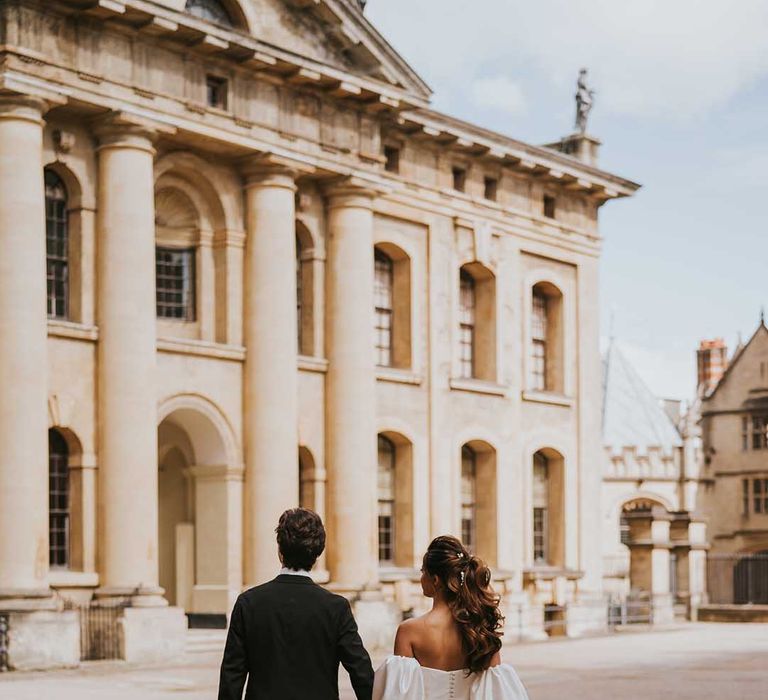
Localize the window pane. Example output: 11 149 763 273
461 446 476 550
459 272 475 379
378 436 395 563
533 453 549 564
374 251 394 367
49 430 70 568
156 248 196 321
45 170 69 320
530 291 548 390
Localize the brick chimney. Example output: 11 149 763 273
697 338 728 394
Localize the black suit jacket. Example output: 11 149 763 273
218 575 374 700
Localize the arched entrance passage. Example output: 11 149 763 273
157 396 242 619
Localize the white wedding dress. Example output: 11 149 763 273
373 656 529 700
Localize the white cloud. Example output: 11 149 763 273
368 0 768 121
470 75 527 116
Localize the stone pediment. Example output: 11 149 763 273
151 0 431 102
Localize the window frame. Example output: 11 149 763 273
206 74 229 111
45 169 70 320
543 194 557 219
483 176 498 202
156 246 197 322
461 446 477 551
458 270 476 379
383 145 400 174
530 290 548 391
377 435 396 564
452 166 467 193
374 249 395 368
49 429 70 569
532 452 550 565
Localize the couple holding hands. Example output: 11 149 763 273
218 508 529 700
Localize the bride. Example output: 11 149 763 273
373 535 529 700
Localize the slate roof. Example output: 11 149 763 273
602 340 683 452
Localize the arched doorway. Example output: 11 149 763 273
157 397 242 622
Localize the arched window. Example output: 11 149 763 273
374 250 394 367
185 0 234 26
377 436 396 563
530 283 564 393
49 429 70 568
461 445 477 549
532 452 549 563
458 271 475 379
45 169 69 320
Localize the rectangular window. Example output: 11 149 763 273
378 437 396 563
743 479 750 516
384 145 400 174
530 292 548 391
461 448 476 551
374 252 394 367
754 478 768 514
752 415 768 450
543 194 556 219
533 507 548 563
49 452 69 568
459 272 475 379
206 74 228 110
743 416 750 451
452 166 467 193
484 176 498 202
156 247 196 321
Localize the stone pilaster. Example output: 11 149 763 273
242 160 299 586
325 180 379 591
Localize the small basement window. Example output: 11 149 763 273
484 177 498 202
206 75 228 110
452 167 467 193
384 145 400 174
543 195 556 219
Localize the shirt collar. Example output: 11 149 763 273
279 567 312 578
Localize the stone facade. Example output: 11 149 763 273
0 0 638 667
699 322 768 556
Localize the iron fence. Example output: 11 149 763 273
707 552 768 605
0 613 8 672
506 597 653 641
76 599 129 661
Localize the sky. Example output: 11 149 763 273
366 0 768 401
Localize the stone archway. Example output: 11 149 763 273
157 396 242 621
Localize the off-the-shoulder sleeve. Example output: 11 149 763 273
373 656 425 700
470 664 530 700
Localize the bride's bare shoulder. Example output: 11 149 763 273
393 614 427 656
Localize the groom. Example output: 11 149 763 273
218 508 374 699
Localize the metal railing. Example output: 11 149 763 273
75 599 129 661
707 552 768 605
505 596 653 641
0 613 8 672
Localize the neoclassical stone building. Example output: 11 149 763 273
0 0 638 667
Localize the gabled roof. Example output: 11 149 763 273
602 340 682 452
705 320 768 402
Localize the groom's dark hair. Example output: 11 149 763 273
276 508 326 571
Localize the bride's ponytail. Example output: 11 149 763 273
422 535 503 674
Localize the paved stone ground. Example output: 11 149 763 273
0 623 766 699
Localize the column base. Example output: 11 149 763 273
564 595 607 637
1 607 79 671
328 585 401 654
650 593 675 625
119 605 187 663
501 593 548 643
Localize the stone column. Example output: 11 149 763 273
93 114 185 662
0 96 50 597
325 181 378 590
243 161 299 586
94 116 163 602
0 93 80 671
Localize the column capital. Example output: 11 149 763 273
242 153 312 191
92 111 174 153
0 94 50 126
323 176 388 210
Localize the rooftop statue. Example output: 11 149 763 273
575 68 595 134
